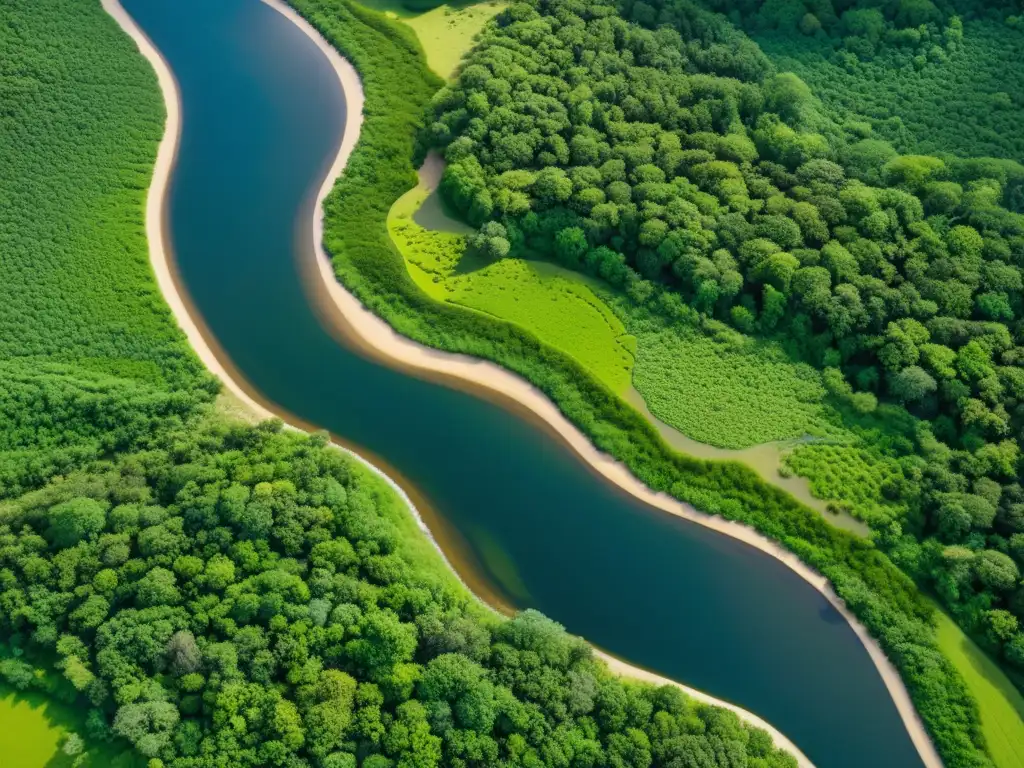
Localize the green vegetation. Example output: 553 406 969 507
935 609 1024 768
629 319 831 448
0 0 216 502
0 2 812 767
391 184 636 392
0 422 799 768
356 0 505 78
294 0 1009 764
0 687 67 768
758 19 1024 161
430 0 1024 714
0 683 140 768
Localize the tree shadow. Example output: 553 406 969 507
452 245 493 276
0 682 141 768
412 187 474 236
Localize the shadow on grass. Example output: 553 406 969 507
355 0 485 19
0 683 141 768
412 187 474 236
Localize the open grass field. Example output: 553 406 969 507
934 610 1024 768
390 184 636 393
356 0 504 78
0 688 66 768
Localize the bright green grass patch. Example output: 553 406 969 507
934 609 1024 768
0 685 139 768
389 185 635 392
0 688 65 768
356 0 504 78
628 321 836 449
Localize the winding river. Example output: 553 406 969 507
118 1 926 766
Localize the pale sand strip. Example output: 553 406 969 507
266 5 944 767
104 1 937 766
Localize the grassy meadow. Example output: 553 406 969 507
0 685 141 768
935 610 1024 768
355 0 504 78
389 184 636 392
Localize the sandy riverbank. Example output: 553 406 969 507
268 5 944 768
104 1 931 766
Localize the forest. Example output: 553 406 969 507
0 0 216 502
0 420 797 768
0 1 803 766
428 0 1024 689
291 0 1024 764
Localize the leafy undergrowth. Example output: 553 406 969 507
757 19 1024 161
626 317 834 449
784 442 909 527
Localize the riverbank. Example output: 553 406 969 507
102 0 817 764
265 2 947 766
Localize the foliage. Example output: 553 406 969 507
295 0 1000 764
428 0 1024 697
0 0 216 500
758 19 1024 161
391 186 635 391
628 314 832 447
935 608 1024 768
0 421 798 768
703 0 968 61
0 2 804 766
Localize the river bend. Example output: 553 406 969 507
119 2 925 765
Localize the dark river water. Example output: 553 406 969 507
119 1 924 765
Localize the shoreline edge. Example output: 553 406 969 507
103 0 936 766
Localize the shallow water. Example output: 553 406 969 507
120 1 924 765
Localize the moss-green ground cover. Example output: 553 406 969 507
0 688 66 768
935 610 1024 768
390 185 636 393
0 684 140 768
356 0 503 78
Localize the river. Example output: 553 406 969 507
118 1 925 765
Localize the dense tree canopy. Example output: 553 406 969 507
429 0 1024 687
0 422 797 768
0 2 805 766
758 16 1024 162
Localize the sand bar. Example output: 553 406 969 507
104 1 937 766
